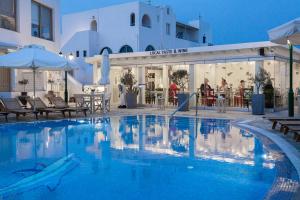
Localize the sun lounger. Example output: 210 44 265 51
51 97 88 117
280 125 300 141
277 121 300 132
0 98 38 120
0 112 9 122
267 117 300 129
28 98 66 118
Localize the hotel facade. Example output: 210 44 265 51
61 1 212 84
0 0 68 98
86 41 300 111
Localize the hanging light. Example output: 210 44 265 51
59 51 63 57
68 53 74 60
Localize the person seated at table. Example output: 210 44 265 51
218 78 228 98
169 81 179 105
238 80 246 96
200 78 211 97
234 80 245 107
169 81 179 93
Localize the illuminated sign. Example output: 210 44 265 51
149 48 188 56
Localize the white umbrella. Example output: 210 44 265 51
268 18 300 117
268 17 300 45
98 49 111 113
99 49 110 85
0 44 76 110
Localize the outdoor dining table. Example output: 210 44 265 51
81 93 105 114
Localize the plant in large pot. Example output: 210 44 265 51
18 79 29 96
121 69 139 108
264 79 274 108
170 70 189 111
48 79 55 93
18 79 29 106
248 67 271 115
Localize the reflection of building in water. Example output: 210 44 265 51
0 134 15 163
0 116 275 172
196 126 255 164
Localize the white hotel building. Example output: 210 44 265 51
61 1 212 84
0 0 73 98
86 42 300 110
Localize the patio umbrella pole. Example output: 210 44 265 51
288 43 294 117
33 67 36 111
64 71 68 103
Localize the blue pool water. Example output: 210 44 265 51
0 115 298 200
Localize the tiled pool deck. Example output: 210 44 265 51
0 106 300 199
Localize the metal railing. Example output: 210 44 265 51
170 92 200 118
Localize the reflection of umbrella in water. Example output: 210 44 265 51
12 122 71 178
1 123 79 198
13 123 46 176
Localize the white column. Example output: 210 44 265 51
162 65 169 105
138 66 145 104
93 62 100 84
10 69 16 92
255 61 264 94
189 64 196 107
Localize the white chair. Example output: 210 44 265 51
157 89 166 110
102 92 111 113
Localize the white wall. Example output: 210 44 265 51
0 0 61 51
0 0 62 97
61 1 213 84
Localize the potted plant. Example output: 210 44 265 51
264 79 274 108
18 79 29 96
121 69 139 108
18 79 29 106
170 70 189 111
48 79 55 92
248 67 271 115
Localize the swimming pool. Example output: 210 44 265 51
0 115 298 200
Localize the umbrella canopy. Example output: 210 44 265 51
99 49 111 85
0 44 75 70
268 17 300 45
0 44 77 110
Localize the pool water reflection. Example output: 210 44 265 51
0 115 292 200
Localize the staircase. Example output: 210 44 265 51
67 74 83 97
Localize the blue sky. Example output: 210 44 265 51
61 0 300 45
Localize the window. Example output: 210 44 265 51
0 0 17 31
83 50 87 57
100 47 113 55
76 51 80 57
142 14 151 28
167 7 170 15
90 19 97 31
130 13 135 26
31 1 53 41
145 45 155 51
203 35 206 44
119 45 133 53
166 23 170 35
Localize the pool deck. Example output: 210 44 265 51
0 106 300 199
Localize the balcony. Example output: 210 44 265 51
176 22 199 43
